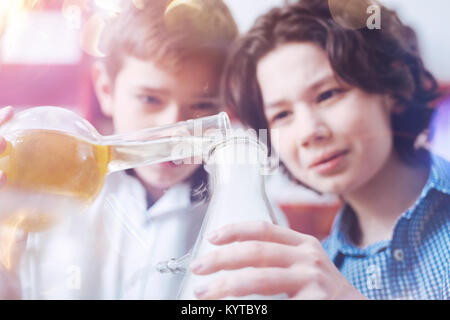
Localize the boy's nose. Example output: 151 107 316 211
293 108 331 148
162 103 186 124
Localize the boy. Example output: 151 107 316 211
189 0 449 300
0 0 238 299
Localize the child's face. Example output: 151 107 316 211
97 55 221 189
257 43 396 195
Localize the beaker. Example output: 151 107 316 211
175 136 285 299
0 106 230 234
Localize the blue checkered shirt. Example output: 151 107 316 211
322 153 450 300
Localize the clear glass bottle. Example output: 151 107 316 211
175 136 285 300
0 106 230 233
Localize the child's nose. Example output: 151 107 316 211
293 108 331 148
162 103 186 124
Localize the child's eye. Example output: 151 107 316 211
138 95 163 106
270 110 292 124
191 102 218 111
316 88 345 103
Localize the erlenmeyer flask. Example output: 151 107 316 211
0 106 230 233
176 136 285 300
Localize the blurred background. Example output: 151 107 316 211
0 0 449 239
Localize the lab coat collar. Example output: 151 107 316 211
147 182 193 217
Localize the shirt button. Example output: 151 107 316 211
393 249 404 262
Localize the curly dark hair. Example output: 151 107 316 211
222 0 439 174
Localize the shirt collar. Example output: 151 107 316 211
426 152 450 194
325 152 450 260
125 169 195 217
147 182 193 217
325 205 390 261
402 152 450 219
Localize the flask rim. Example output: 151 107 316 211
204 136 269 166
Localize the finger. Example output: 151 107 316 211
194 267 302 300
0 224 26 299
190 241 300 275
0 137 6 155
208 221 311 246
0 171 6 188
0 106 13 125
0 270 22 299
0 224 28 272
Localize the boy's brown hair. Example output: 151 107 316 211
223 0 439 170
99 0 238 202
100 0 239 80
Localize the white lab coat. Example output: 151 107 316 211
18 171 288 300
19 171 208 299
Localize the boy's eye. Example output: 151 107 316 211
270 110 292 123
316 88 345 103
191 102 218 111
138 95 163 105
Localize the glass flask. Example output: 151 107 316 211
174 136 286 300
0 106 230 234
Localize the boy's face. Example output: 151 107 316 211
96 55 221 189
257 42 396 195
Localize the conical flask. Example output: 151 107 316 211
176 136 284 300
0 106 230 233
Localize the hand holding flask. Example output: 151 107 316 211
176 136 286 299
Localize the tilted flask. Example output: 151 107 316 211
0 106 230 233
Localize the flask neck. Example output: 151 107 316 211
205 137 268 195
103 112 231 173
100 112 230 145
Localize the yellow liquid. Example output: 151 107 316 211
0 130 111 232
0 129 110 200
0 129 209 232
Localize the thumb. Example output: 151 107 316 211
0 225 28 273
0 106 14 126
0 225 27 300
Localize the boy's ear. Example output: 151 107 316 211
92 61 114 117
384 94 405 114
